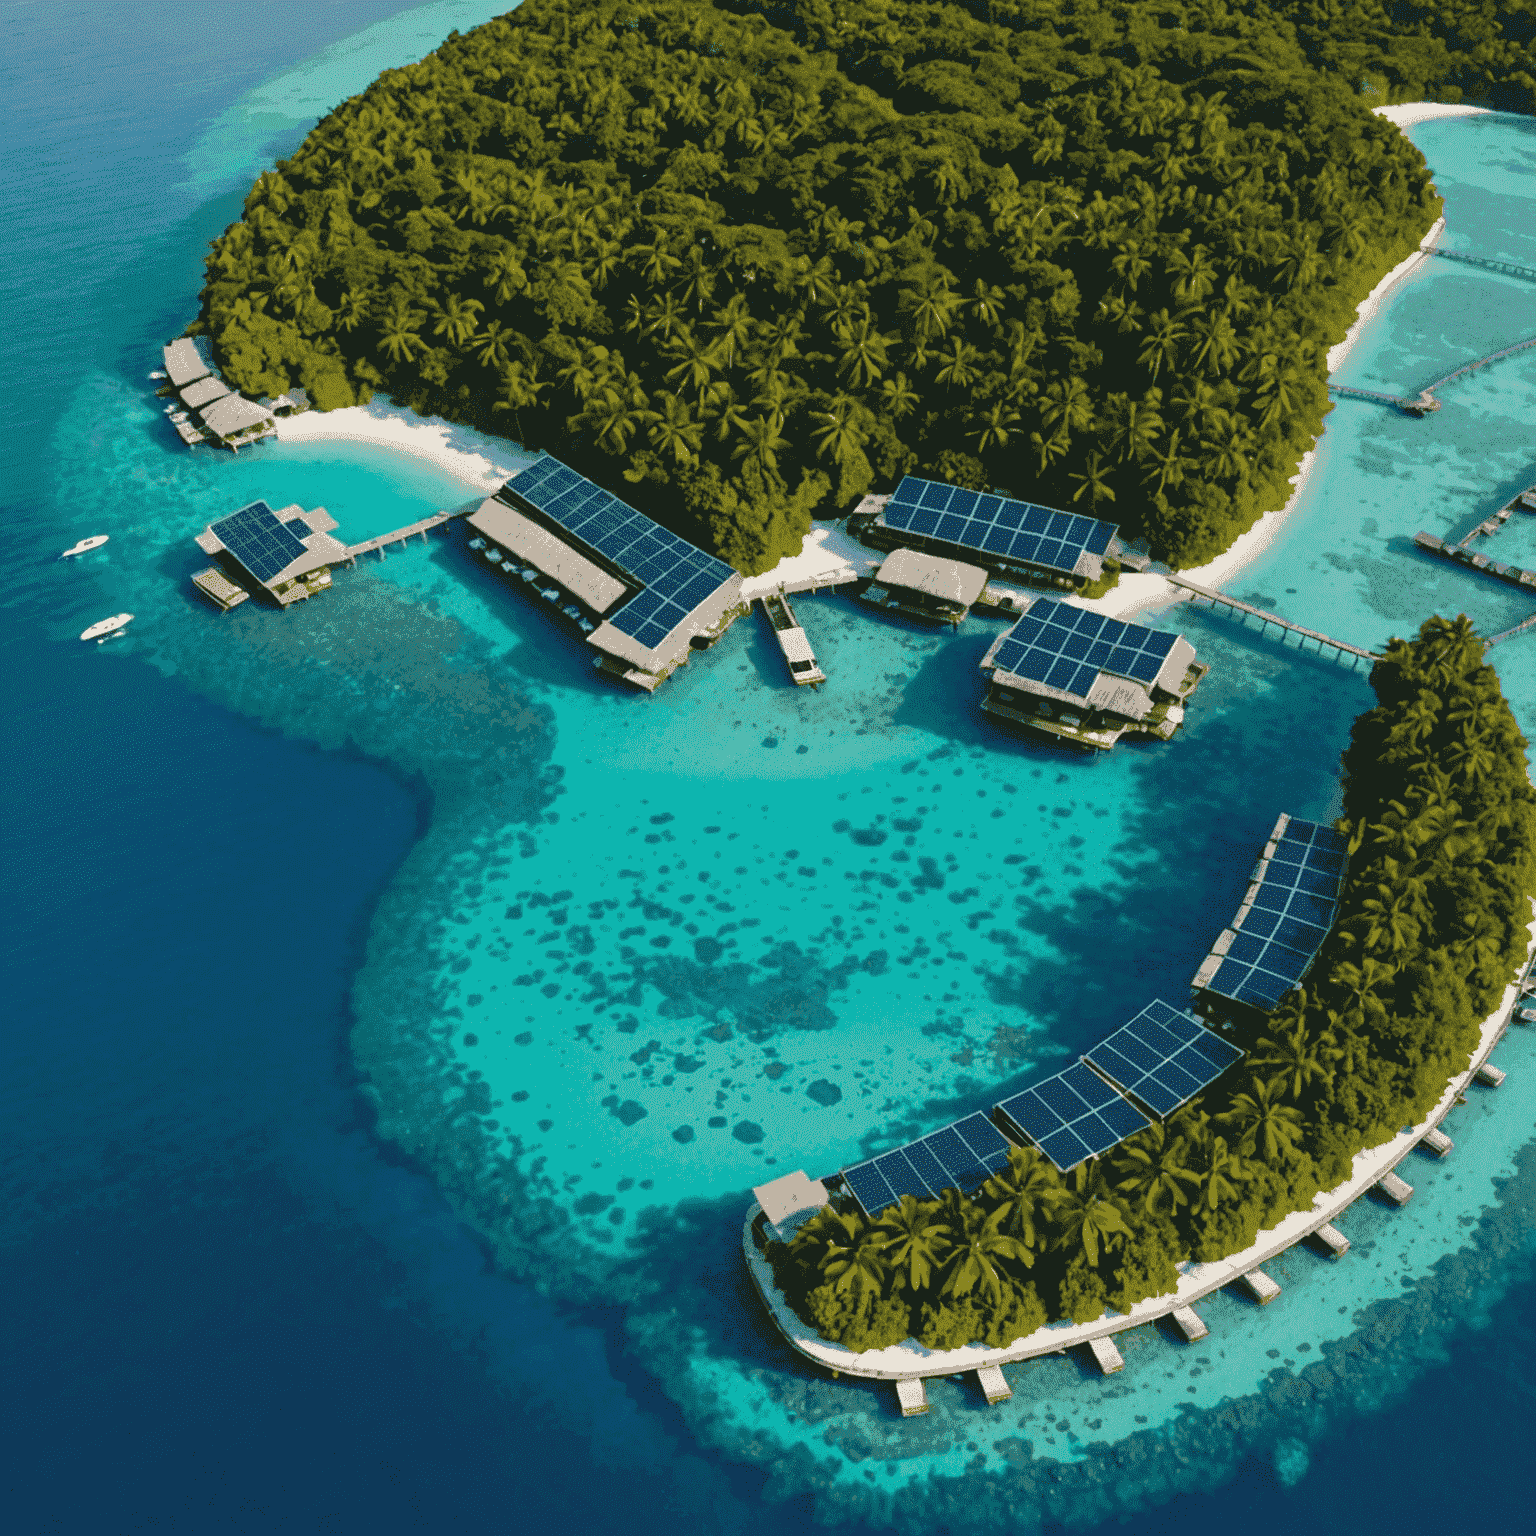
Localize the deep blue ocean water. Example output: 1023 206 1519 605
5 3 1536 1529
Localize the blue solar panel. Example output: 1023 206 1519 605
840 1113 1019 1218
1085 1001 1244 1117
501 457 735 650
211 501 311 584
987 600 1186 706
995 1063 1151 1171
1197 816 1349 1011
882 474 1117 576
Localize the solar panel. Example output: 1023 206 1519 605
1085 1000 1245 1117
995 1062 1151 1172
211 501 311 584
881 474 1118 577
988 600 1183 705
840 1113 1017 1218
503 456 735 650
1196 815 1349 1011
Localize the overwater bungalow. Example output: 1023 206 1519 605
191 500 345 609
859 547 988 626
851 475 1144 594
978 597 1208 750
159 338 276 450
466 454 744 692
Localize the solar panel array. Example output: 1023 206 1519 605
507 456 736 650
212 500 309 584
990 600 1180 701
881 475 1116 576
1201 817 1348 1010
995 1063 1151 1173
1084 1001 1244 1117
841 1112 1014 1219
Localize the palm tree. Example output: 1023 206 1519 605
1052 1168 1132 1268
982 1145 1065 1247
642 392 702 464
1196 1136 1246 1213
377 304 426 363
810 395 868 467
1039 376 1094 438
874 1195 952 1291
335 290 369 333
878 371 920 421
1137 309 1186 380
731 414 787 476
968 401 1022 454
934 338 982 389
1254 1020 1337 1101
708 292 753 367
969 278 1007 329
430 293 484 347
1103 390 1164 463
906 283 959 343
1113 1124 1200 1215
939 1191 1032 1301
1143 427 1187 495
1069 451 1118 508
1219 1076 1305 1162
836 317 893 387
664 330 725 400
474 320 515 372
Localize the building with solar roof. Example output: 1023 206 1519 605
192 500 346 608
978 596 1208 750
838 1113 1017 1220
467 454 744 691
856 475 1122 591
860 547 989 625
1192 814 1349 1013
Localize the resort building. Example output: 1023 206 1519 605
852 475 1136 592
466 454 744 691
192 500 346 609
752 1170 829 1243
859 547 988 625
978 597 1208 750
1192 813 1348 1013
159 338 276 450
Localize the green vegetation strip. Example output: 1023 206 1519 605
194 0 1534 574
763 617 1536 1355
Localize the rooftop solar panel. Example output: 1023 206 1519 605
988 601 1185 705
882 474 1118 577
1196 814 1349 1011
839 1112 1018 1218
211 501 311 584
1085 1001 1245 1117
995 1063 1151 1172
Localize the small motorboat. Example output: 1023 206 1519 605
80 612 133 643
1517 1007 1536 1025
60 535 109 559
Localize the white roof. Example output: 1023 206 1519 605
778 627 816 664
163 338 210 387
753 1170 828 1229
200 395 275 439
180 376 232 410
468 498 628 613
874 546 988 605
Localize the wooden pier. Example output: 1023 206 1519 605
759 588 825 686
1427 246 1536 284
1375 1170 1414 1206
975 1364 1012 1404
1313 1222 1350 1258
1239 1269 1281 1305
1088 1336 1125 1375
343 509 466 564
895 1378 929 1416
1421 1126 1455 1157
1170 1304 1209 1343
1165 575 1380 666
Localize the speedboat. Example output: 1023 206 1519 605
80 612 133 643
60 535 109 559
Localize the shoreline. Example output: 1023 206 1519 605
743 912 1534 1386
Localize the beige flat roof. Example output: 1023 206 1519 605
875 546 988 605
468 498 628 614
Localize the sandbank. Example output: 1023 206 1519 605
1374 101 1493 129
273 394 527 492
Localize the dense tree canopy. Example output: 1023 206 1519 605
194 0 1535 572
766 615 1536 1350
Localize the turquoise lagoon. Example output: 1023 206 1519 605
47 75 1536 1527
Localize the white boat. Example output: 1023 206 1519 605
60 535 109 559
80 612 133 643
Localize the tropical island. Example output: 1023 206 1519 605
761 617 1536 1353
191 0 1536 575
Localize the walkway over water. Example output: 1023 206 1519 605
1164 574 1380 666
342 508 468 564
1328 244 1536 415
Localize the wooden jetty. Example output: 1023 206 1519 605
1088 1336 1125 1375
1170 1305 1209 1343
895 1378 929 1416
1239 1269 1281 1305
1426 246 1536 284
976 1364 1012 1404
759 589 825 686
1313 1222 1350 1258
343 509 462 564
1327 383 1441 416
1375 1170 1414 1206
1164 574 1380 666
1414 530 1536 591
1421 1126 1455 1157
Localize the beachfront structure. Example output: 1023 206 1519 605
192 499 346 609
978 597 1208 750
855 476 1120 591
160 337 276 450
752 1170 829 1243
1191 813 1348 1013
839 1113 1015 1220
860 547 988 625
162 338 210 388
467 454 743 691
